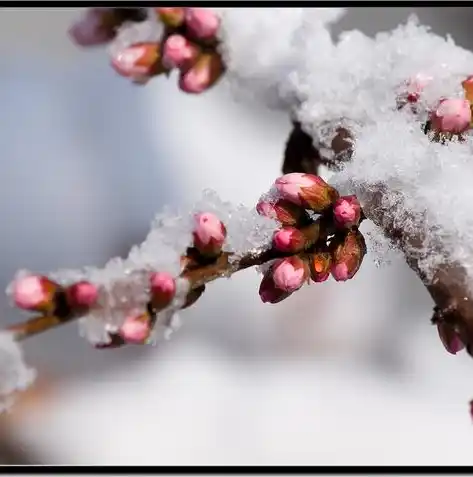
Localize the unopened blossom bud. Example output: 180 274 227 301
156 7 185 27
119 311 151 344
256 199 304 226
333 195 362 230
178 52 224 94
462 75 473 104
184 8 220 40
111 42 164 79
271 256 309 293
68 8 117 47
310 252 332 283
404 73 433 103
66 281 99 308
275 173 339 213
429 98 471 134
162 34 199 70
437 321 465 355
149 272 176 310
272 227 306 253
259 270 292 304
69 8 147 47
12 275 59 313
193 212 227 257
330 230 366 282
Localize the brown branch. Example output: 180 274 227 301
7 220 328 343
287 122 473 355
8 118 472 357
282 121 323 175
360 187 473 355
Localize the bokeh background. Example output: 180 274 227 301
0 7 473 465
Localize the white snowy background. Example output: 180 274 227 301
0 7 472 465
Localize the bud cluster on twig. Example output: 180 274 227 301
14 6 473 422
8 210 227 347
6 172 365 349
257 173 366 304
68 7 148 47
397 72 473 143
69 7 225 93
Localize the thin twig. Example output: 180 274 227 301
7 219 328 343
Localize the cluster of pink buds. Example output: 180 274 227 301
98 271 179 348
8 209 230 349
71 6 226 92
12 275 98 316
257 173 366 304
10 269 182 349
100 211 227 347
68 8 148 47
397 72 473 141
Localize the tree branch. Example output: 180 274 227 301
14 7 473 358
7 219 329 343
360 187 473 355
285 122 473 355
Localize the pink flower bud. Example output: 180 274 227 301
331 263 350 281
68 8 116 47
437 321 465 355
162 34 199 70
12 275 59 313
430 98 471 134
330 230 367 282
66 281 99 308
310 252 332 283
156 7 185 27
184 8 220 40
275 173 339 213
111 42 163 79
149 272 176 310
271 256 309 293
178 52 224 94
119 311 151 344
259 270 292 304
272 227 306 253
405 73 433 103
333 195 362 230
462 75 473 104
193 212 227 257
256 199 304 226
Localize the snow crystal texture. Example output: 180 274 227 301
0 332 36 413
45 191 277 344
219 9 473 288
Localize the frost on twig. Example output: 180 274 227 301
215 8 473 350
6 173 367 344
7 191 279 346
7 6 473 415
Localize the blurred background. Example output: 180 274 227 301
0 6 473 465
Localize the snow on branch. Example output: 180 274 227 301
3 6 473 414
